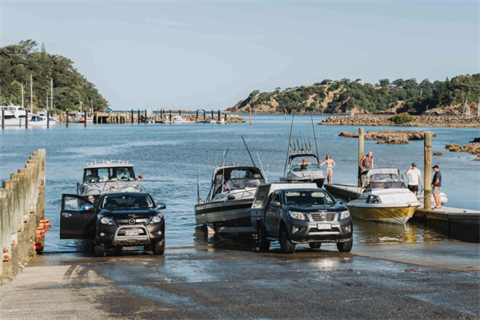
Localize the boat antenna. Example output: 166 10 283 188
241 135 256 167
283 111 295 176
221 149 229 167
256 152 266 181
197 166 201 204
310 114 320 159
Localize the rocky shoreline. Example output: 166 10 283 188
339 130 437 144
319 115 480 127
445 143 480 161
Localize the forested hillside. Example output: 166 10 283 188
0 40 108 111
229 74 480 115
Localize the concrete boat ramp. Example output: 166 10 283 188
1 243 479 319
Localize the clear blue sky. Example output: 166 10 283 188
1 0 478 110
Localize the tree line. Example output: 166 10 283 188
233 74 480 114
0 40 108 112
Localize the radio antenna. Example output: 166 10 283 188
241 136 256 167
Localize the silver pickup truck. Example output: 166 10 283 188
251 182 353 254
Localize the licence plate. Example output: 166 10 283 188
125 229 139 236
317 223 331 230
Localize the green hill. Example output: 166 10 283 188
228 75 480 115
0 40 108 112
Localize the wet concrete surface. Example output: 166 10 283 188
1 243 479 319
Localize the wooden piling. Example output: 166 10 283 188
66 109 69 128
1 108 4 129
131 109 133 124
218 110 221 121
196 110 198 121
84 108 87 127
138 109 140 124
358 127 364 187
249 108 252 126
25 110 28 129
47 111 50 128
145 110 147 125
424 132 432 209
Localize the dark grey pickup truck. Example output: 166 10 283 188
251 183 353 254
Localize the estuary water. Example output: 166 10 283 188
1 114 479 251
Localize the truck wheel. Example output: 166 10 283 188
309 243 322 249
279 228 296 254
257 223 270 251
94 243 106 257
152 238 165 255
337 238 353 252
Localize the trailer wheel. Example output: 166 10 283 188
257 222 270 251
309 243 322 249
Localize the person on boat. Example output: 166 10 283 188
360 151 374 187
138 175 143 182
431 165 442 209
405 162 423 195
297 158 311 170
320 154 336 185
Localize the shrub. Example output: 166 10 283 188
391 112 414 124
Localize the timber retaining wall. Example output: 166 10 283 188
0 149 46 285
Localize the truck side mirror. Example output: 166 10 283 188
82 204 95 212
156 203 166 210
270 200 281 207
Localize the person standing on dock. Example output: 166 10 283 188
405 163 423 195
431 165 442 209
320 154 336 185
360 151 374 187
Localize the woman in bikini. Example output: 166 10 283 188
320 154 336 185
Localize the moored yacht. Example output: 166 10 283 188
346 168 421 224
195 165 265 232
0 108 22 126
172 115 186 124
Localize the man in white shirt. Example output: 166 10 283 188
405 162 423 195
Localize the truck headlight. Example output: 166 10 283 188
340 210 350 220
99 217 115 225
289 211 305 220
149 214 163 224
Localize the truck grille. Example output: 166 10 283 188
113 218 149 226
310 212 335 221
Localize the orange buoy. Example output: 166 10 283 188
34 244 44 251
40 219 51 230
36 227 45 238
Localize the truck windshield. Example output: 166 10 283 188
284 190 335 207
99 194 154 211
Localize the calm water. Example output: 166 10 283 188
1 114 479 251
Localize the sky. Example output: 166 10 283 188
1 0 479 111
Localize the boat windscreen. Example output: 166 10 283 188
84 167 135 183
227 178 263 190
284 190 335 207
365 181 407 191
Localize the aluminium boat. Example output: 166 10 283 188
346 168 420 224
194 166 265 231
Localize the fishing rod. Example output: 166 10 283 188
283 111 295 175
241 135 256 167
256 152 266 182
310 114 320 159
297 138 302 151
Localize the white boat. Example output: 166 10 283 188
346 168 421 224
194 166 265 231
5 105 30 119
37 110 58 124
172 115 186 124
29 114 49 126
219 118 225 124
209 118 217 124
0 108 22 126
280 153 325 188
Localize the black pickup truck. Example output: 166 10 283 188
60 192 166 257
251 183 353 253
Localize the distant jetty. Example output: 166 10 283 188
319 115 480 128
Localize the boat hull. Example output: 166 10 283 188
347 205 418 224
194 199 253 226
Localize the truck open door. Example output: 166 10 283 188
60 194 96 239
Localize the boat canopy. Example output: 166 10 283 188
288 152 319 160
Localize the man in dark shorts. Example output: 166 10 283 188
431 165 442 209
405 162 423 195
360 151 374 187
